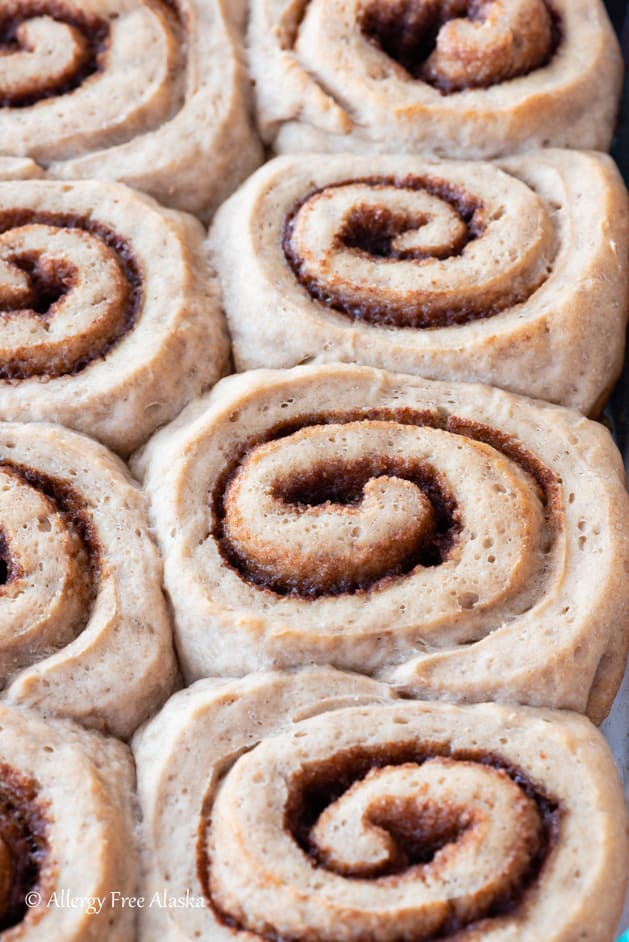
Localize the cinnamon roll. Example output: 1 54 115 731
134 364 629 723
0 0 262 220
132 668 629 942
210 150 629 415
248 0 623 158
0 173 229 455
0 420 177 739
0 703 137 941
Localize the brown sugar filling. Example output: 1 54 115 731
0 1 109 108
283 176 546 328
0 763 51 932
223 455 460 596
0 210 142 380
198 743 560 941
359 0 561 94
213 408 559 599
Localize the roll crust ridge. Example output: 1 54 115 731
133 364 629 724
210 150 629 416
132 668 629 942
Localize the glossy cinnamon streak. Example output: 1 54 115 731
0 763 50 932
0 1 109 108
198 744 560 941
359 0 561 94
213 408 559 598
0 210 142 379
282 176 543 328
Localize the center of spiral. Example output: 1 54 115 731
1 252 74 316
359 0 557 93
361 0 471 76
0 209 142 380
219 425 460 597
0 1 109 108
336 202 469 260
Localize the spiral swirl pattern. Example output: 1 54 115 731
211 151 629 414
132 669 629 942
0 421 177 738
0 209 140 379
135 364 629 722
0 703 137 940
0 2 108 108
248 0 622 157
360 0 558 93
0 175 228 455
0 0 261 220
282 173 554 328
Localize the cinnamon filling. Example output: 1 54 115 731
199 744 559 942
282 176 547 328
0 210 142 379
213 408 559 598
0 1 109 108
359 0 560 93
0 763 50 932
224 456 459 596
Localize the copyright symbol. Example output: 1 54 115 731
25 891 41 908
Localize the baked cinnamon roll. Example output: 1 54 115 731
133 668 629 942
0 172 229 455
0 0 262 220
248 0 623 158
0 421 177 739
210 150 629 415
133 364 629 724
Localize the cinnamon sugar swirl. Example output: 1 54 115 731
0 172 229 455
